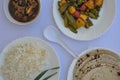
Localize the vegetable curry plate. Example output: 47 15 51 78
53 0 116 40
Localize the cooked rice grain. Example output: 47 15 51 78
1 41 48 80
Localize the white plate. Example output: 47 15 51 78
53 0 116 40
3 0 41 25
67 47 120 80
0 37 60 80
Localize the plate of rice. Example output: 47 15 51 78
0 37 60 80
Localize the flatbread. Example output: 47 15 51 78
73 49 120 80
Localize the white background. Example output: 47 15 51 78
0 0 120 80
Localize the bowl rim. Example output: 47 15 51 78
3 0 41 25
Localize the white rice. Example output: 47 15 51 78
1 38 49 80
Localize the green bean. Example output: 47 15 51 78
77 0 85 4
65 11 77 29
88 8 100 19
58 2 71 14
85 18 93 28
63 11 77 33
68 25 78 33
89 13 98 19
63 14 69 27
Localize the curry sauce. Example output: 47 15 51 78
9 0 40 23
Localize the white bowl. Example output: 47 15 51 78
67 47 120 80
3 0 41 25
53 0 116 40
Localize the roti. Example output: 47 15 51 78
73 49 120 80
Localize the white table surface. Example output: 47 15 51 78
0 0 120 80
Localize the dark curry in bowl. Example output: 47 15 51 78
8 0 40 23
